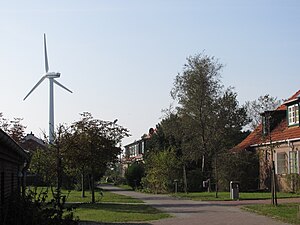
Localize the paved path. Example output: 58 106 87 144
98 184 296 225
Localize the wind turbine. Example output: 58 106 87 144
23 33 72 144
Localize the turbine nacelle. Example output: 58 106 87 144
45 72 61 78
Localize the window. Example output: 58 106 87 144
135 144 138 156
277 152 288 174
289 151 299 174
129 146 134 157
141 141 145 154
288 104 299 126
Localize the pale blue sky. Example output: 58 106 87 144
0 0 299 145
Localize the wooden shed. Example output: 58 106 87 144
0 128 28 216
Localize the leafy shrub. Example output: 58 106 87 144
217 151 259 191
286 174 300 193
187 168 204 192
125 163 145 190
142 148 181 194
1 188 78 225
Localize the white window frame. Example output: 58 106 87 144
276 152 288 174
276 151 300 175
288 151 300 174
288 104 299 126
141 141 145 154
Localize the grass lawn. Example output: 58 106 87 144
173 191 300 201
117 184 133 190
65 188 143 203
73 203 170 223
27 186 170 223
28 186 142 203
243 203 300 224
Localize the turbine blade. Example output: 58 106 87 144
44 33 49 73
53 80 73 93
23 76 47 101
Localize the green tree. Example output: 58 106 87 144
209 89 249 195
30 148 56 185
170 53 248 185
142 148 181 193
171 53 223 174
64 112 129 203
217 151 259 191
125 163 145 190
29 125 70 190
157 90 248 193
145 111 189 192
214 89 249 149
60 123 90 197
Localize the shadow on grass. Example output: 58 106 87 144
80 222 151 225
99 185 133 192
75 203 169 224
77 203 161 215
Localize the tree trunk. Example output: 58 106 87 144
91 168 95 203
183 164 188 193
56 145 62 206
81 172 85 198
57 157 62 191
271 160 278 206
202 154 205 173
215 156 218 198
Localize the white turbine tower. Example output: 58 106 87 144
24 33 72 143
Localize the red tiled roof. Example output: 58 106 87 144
232 90 300 152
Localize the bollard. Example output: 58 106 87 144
174 179 178 193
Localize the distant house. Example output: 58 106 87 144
0 128 28 218
121 128 155 176
124 139 146 163
20 132 46 153
120 139 146 176
233 90 300 192
19 132 46 186
124 128 157 163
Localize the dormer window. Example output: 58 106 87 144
288 104 299 126
261 110 285 136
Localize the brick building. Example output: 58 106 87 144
233 90 300 192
